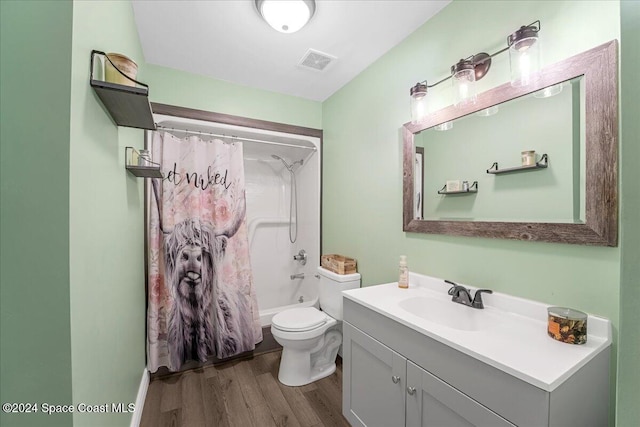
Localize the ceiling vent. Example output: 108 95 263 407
298 49 336 72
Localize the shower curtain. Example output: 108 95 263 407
147 131 262 372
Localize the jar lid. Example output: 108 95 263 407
547 306 587 320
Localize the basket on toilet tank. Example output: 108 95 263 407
321 254 357 275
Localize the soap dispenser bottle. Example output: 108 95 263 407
398 255 409 289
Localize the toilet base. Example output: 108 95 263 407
276 329 342 387
278 355 336 387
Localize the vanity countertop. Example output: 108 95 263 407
342 272 611 392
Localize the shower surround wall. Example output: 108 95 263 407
154 115 321 328
246 151 321 325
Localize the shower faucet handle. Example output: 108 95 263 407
293 249 307 265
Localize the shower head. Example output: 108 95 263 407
271 155 303 171
271 154 290 170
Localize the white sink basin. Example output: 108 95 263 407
398 296 495 331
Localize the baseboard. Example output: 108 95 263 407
130 368 149 427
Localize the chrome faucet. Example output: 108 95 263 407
290 273 305 280
293 249 307 265
445 280 493 309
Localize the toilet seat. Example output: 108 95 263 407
272 307 328 332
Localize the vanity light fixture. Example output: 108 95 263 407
410 20 541 120
255 0 316 34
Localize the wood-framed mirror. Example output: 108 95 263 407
402 40 618 246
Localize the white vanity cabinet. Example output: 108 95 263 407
343 324 406 427
405 360 514 427
343 322 514 427
342 294 611 427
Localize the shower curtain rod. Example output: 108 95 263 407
154 125 317 151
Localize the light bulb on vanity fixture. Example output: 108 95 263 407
451 59 476 107
508 21 541 87
255 0 316 34
409 20 542 120
451 54 489 107
410 83 428 124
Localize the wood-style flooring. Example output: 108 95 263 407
140 350 350 427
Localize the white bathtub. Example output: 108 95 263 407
248 217 319 327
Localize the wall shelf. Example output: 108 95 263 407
487 154 549 175
125 147 162 178
438 181 478 195
90 50 156 130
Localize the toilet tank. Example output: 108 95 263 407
317 266 361 320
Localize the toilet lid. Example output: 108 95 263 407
272 307 328 332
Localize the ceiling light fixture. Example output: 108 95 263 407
255 0 316 34
410 20 541 123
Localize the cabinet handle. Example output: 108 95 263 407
407 386 416 395
392 375 400 384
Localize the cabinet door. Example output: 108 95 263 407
406 361 515 427
343 322 407 427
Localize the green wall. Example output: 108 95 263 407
68 1 148 425
323 0 620 309
144 64 322 129
65 2 319 425
0 1 74 426
0 0 321 425
616 1 640 424
322 0 624 422
65 3 321 425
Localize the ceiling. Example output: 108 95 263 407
132 0 451 102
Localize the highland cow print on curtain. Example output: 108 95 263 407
147 131 262 372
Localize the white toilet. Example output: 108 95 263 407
271 266 361 386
